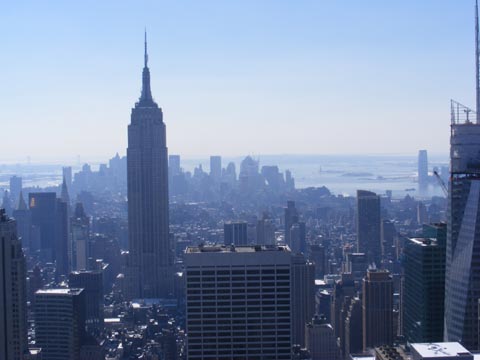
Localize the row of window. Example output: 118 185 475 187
188 314 291 321
187 321 290 328
188 337 291 345
187 331 290 339
188 300 290 306
187 276 290 282
187 268 290 276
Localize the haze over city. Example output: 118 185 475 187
4 1 480 360
1 0 475 161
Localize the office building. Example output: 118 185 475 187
29 192 69 275
305 315 340 360
261 165 283 193
381 220 397 260
9 176 22 206
3 192 13 219
63 166 72 193
55 198 69 276
210 156 222 180
344 297 363 357
0 209 28 360
284 200 306 253
356 190 381 266
310 244 326 279
345 252 368 282
331 273 356 339
185 245 303 360
418 150 428 191
444 4 480 349
71 203 90 271
404 236 445 343
290 221 306 254
285 200 299 247
35 288 86 360
291 253 316 347
12 192 31 250
169 155 181 176
363 269 393 350
285 169 295 191
256 215 275 245
69 270 104 333
223 221 248 245
127 32 173 298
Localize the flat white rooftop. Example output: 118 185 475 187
186 244 290 254
411 342 472 359
36 288 83 296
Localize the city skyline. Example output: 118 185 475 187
1 1 477 160
2 2 480 358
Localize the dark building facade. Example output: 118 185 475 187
404 233 445 343
362 269 393 350
29 192 69 276
69 270 104 334
0 209 28 360
223 221 248 246
35 288 86 360
127 33 173 298
356 190 381 266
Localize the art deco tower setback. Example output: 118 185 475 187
127 32 173 298
444 0 480 349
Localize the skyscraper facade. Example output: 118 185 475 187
404 228 446 343
444 101 480 347
418 150 428 190
362 269 393 350
35 288 86 360
169 155 181 176
284 200 299 247
127 33 173 298
344 297 363 357
309 244 326 279
291 253 316 347
29 192 56 261
356 190 381 266
69 270 104 333
256 215 275 245
223 221 248 246
444 3 480 349
9 176 22 205
29 192 69 276
305 315 340 360
0 209 28 360
185 245 293 359
209 155 222 180
12 193 31 250
71 203 90 271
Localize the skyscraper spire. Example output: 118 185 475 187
139 29 154 105
144 29 148 68
476 0 480 123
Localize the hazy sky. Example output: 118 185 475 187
1 1 477 162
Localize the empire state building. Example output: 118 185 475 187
127 33 173 298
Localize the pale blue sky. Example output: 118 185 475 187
0 1 476 162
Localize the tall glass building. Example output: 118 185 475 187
444 2 480 350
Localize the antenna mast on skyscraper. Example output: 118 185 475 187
144 28 148 68
476 0 480 123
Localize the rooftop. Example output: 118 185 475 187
411 342 472 358
186 244 290 254
408 238 439 247
36 288 84 296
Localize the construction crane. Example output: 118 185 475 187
433 170 448 196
